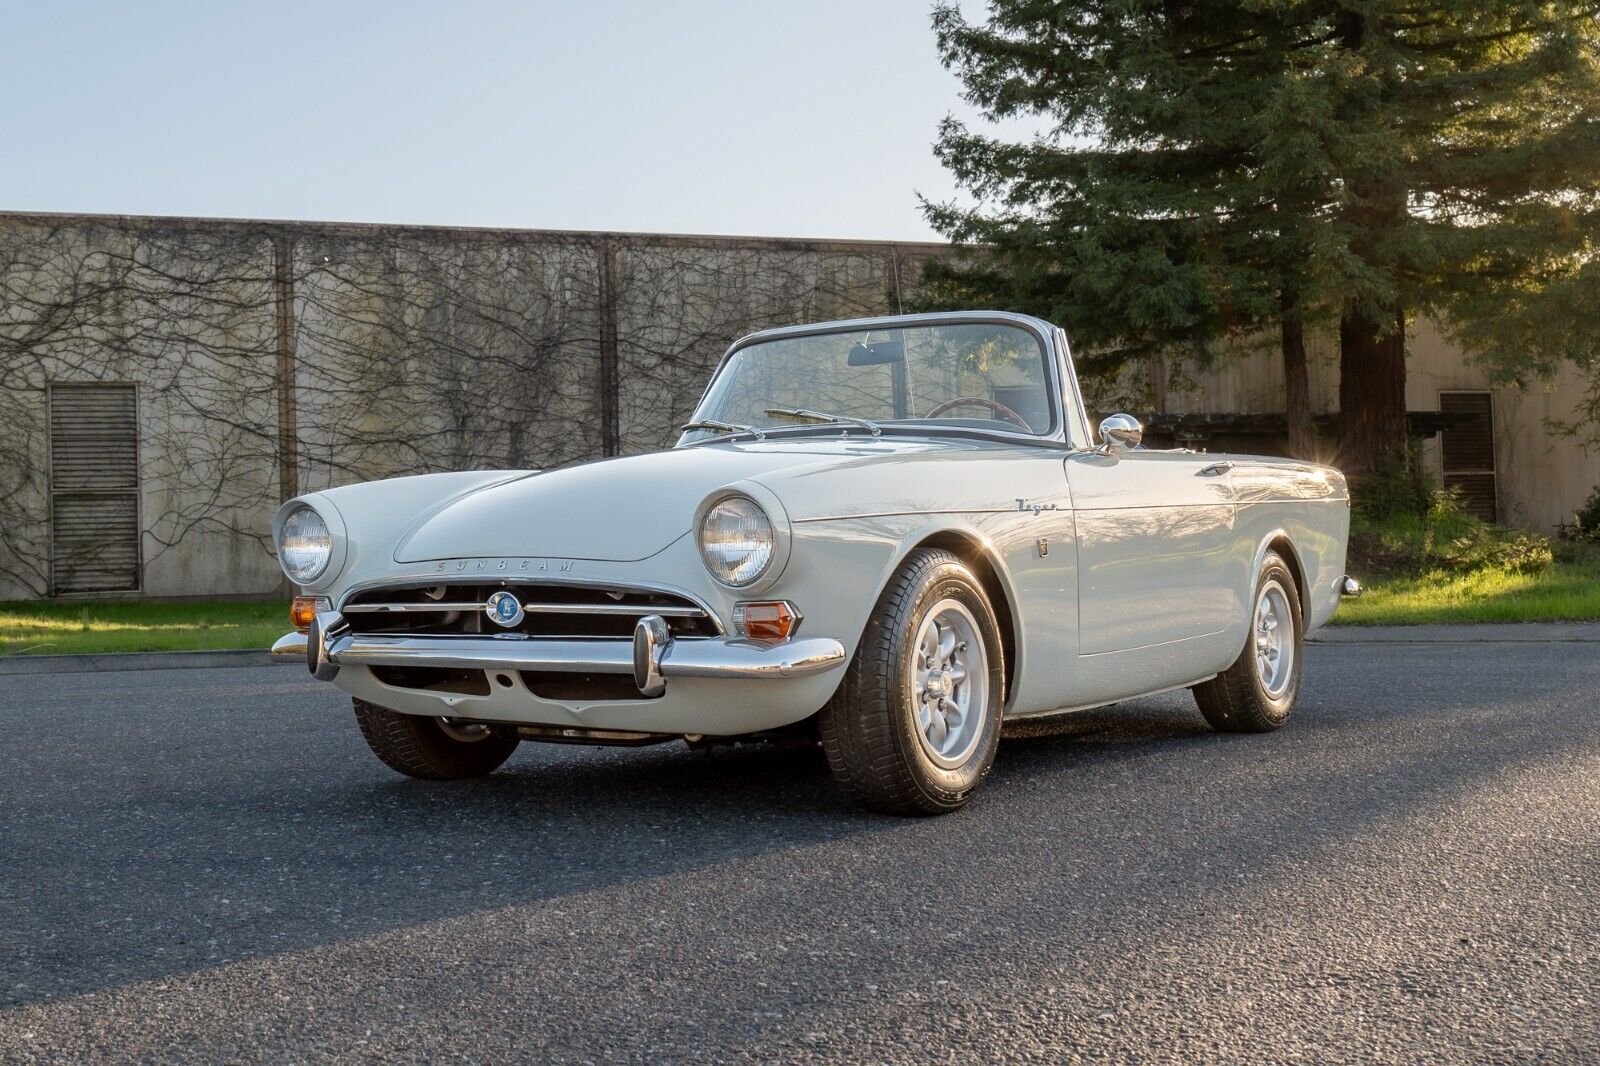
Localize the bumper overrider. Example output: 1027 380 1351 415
271 611 847 697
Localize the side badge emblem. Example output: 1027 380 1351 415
485 590 525 628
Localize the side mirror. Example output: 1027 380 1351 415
1097 413 1143 452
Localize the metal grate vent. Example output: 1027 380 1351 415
1439 391 1497 523
1443 473 1498 523
49 383 142 593
343 581 719 640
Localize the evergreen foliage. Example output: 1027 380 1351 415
924 1 1600 471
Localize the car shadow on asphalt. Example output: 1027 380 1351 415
8 658 1586 1013
6 703 1204 1009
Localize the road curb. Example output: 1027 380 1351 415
0 649 283 676
1312 622 1600 644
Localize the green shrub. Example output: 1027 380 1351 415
1470 526 1555 574
1569 484 1600 543
1350 488 1552 577
1352 446 1434 523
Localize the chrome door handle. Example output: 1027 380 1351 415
1197 461 1234 477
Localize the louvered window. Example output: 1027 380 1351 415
1439 391 1497 523
49 383 142 593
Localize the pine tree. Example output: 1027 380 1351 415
925 1 1600 474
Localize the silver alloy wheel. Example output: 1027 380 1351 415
909 599 989 769
437 718 493 743
1253 580 1295 698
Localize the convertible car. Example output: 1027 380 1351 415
271 311 1356 814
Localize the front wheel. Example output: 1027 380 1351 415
819 548 1005 815
353 698 520 779
1192 551 1302 733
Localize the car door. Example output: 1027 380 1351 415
1064 449 1239 699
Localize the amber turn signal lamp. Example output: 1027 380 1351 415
733 600 800 641
291 595 326 632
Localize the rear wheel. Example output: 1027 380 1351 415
353 698 520 779
1192 551 1302 733
819 548 1005 815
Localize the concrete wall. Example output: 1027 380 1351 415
0 218 281 600
0 212 939 600
3 210 1593 601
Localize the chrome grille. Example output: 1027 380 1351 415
341 581 720 640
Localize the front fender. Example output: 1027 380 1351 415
776 509 1068 715
274 470 530 594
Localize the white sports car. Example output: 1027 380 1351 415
271 311 1356 814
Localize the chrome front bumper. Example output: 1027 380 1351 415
271 610 847 695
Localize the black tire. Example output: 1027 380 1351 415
352 698 520 779
819 548 1005 815
1192 550 1303 733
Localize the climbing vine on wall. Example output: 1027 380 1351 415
0 215 935 597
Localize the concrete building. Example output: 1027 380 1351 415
1 211 1594 601
1126 319 1597 534
0 212 940 600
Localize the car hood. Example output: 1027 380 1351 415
390 437 993 563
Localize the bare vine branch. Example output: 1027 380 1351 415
0 216 936 597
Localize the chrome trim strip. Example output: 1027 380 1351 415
269 628 845 682
527 603 706 618
1055 326 1093 450
677 422 1075 450
342 602 485 614
791 506 1034 523
342 600 707 619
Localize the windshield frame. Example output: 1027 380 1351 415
680 311 1070 449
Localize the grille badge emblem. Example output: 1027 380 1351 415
485 590 525 628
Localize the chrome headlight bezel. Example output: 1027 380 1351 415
278 505 333 584
272 498 348 591
694 485 791 593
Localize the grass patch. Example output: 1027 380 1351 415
0 600 289 656
1336 543 1600 625
1335 488 1600 625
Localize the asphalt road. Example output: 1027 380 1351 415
2 642 1597 1063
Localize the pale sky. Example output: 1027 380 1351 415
0 0 997 241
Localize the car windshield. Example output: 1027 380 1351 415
684 321 1055 441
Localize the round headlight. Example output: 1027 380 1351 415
279 506 333 584
698 495 775 587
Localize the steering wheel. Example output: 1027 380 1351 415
926 396 1031 431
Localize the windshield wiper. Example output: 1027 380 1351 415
763 408 882 436
680 418 765 440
